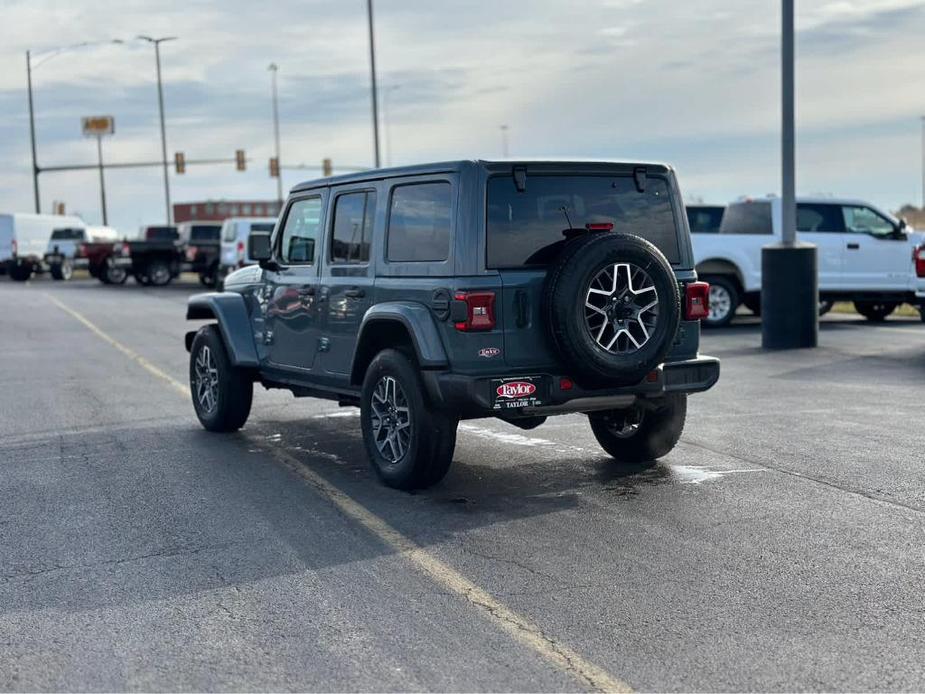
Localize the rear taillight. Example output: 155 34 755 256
685 281 710 320
76 244 86 258
454 291 496 331
236 240 245 258
914 245 925 278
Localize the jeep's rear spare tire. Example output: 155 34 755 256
544 232 680 387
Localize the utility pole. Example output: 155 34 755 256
366 0 381 168
761 0 818 350
921 115 925 210
26 51 40 213
269 63 283 205
139 36 177 225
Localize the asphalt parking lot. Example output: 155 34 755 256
2 276 924 692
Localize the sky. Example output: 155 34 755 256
2 0 924 233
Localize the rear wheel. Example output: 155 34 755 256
146 260 172 286
702 276 739 328
189 325 253 432
588 394 687 464
360 349 457 490
854 301 897 322
818 300 834 317
9 263 33 282
103 261 128 285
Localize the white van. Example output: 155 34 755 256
218 216 277 281
0 213 86 281
45 225 119 280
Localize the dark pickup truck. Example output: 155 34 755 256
127 226 184 285
180 222 223 287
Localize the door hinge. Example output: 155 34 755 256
263 330 274 345
318 336 331 352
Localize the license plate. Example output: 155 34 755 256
490 376 547 410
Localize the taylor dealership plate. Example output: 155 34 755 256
490 376 547 410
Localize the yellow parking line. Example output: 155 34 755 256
46 292 631 693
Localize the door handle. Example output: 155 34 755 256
344 287 366 298
847 243 860 250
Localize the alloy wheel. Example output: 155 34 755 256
584 263 659 353
194 345 219 415
708 284 732 322
370 376 411 464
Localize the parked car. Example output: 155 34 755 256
185 160 719 490
216 217 277 285
686 204 725 234
692 196 925 326
0 213 86 281
129 225 184 285
45 225 118 281
77 239 132 284
179 222 224 287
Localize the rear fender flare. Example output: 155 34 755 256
185 292 259 367
351 302 448 381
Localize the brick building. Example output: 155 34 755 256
173 200 282 223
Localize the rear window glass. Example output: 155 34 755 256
387 182 451 262
146 226 178 241
719 202 772 234
797 203 844 232
487 175 680 267
686 206 725 234
50 228 84 241
189 225 220 241
249 222 275 234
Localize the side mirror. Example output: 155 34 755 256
899 218 908 230
248 231 272 267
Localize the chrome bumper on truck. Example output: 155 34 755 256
425 356 720 419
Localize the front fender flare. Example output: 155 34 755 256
186 292 259 367
354 302 449 370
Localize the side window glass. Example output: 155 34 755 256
331 191 375 263
279 197 322 264
842 206 895 237
387 182 451 262
797 203 844 232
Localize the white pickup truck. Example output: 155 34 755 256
692 196 925 326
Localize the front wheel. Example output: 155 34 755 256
854 301 897 322
189 325 253 432
50 260 72 281
588 393 687 464
360 349 457 490
9 263 33 282
146 260 172 286
702 276 739 328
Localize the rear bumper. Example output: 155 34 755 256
425 356 720 419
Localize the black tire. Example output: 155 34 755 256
854 301 897 322
103 261 128 285
919 305 925 323
743 295 761 316
588 394 687 464
818 300 834 317
701 275 739 328
544 233 681 388
199 272 216 288
9 263 33 282
360 349 457 490
50 260 72 281
189 325 253 432
146 260 172 286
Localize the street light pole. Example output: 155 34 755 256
139 35 177 225
96 135 108 225
366 0 381 168
25 51 40 213
761 0 818 350
269 63 283 205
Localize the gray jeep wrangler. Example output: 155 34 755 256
185 160 719 489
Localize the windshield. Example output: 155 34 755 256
486 175 680 268
50 228 85 241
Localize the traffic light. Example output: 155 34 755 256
174 151 185 174
235 149 246 171
322 158 332 177
269 157 279 178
